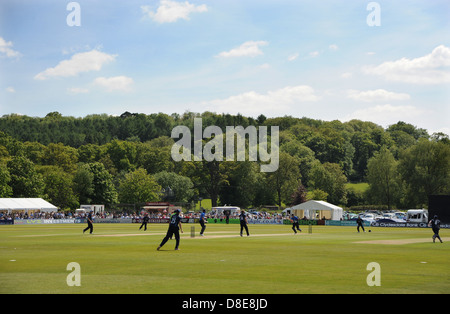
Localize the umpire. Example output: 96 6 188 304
239 210 250 237
157 209 183 250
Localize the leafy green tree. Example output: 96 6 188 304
281 139 317 186
291 182 308 206
0 165 12 197
77 144 103 163
366 147 402 209
85 162 118 206
252 172 276 207
399 139 450 207
73 163 95 204
266 152 301 208
42 143 78 173
104 139 137 173
306 189 328 201
387 121 429 140
21 142 46 164
153 171 194 203
137 138 175 174
350 132 379 181
219 161 259 208
7 156 44 197
40 166 78 209
181 159 228 208
309 162 347 205
118 168 162 204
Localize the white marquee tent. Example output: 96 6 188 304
0 198 58 213
284 200 343 220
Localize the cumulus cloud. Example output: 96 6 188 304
141 0 207 23
217 41 269 58
362 45 450 84
0 37 21 58
93 76 134 92
203 85 319 116
347 89 410 102
344 104 429 127
34 49 116 80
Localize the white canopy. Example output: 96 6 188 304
285 200 343 220
0 198 58 213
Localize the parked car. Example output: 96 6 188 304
393 211 406 220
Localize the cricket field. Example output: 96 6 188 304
1 223 449 294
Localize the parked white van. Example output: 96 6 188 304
406 209 428 223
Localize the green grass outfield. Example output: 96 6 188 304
1 223 449 294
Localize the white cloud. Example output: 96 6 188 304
344 104 429 127
67 87 89 94
203 85 319 116
0 37 21 58
347 89 410 102
288 53 299 61
329 44 339 51
341 72 352 79
34 49 116 80
362 45 450 84
309 51 319 58
258 63 270 69
6 87 16 93
93 76 134 92
141 0 207 23
217 41 268 58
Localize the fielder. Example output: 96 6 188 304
157 209 183 250
428 215 443 243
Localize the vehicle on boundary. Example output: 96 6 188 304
405 209 428 223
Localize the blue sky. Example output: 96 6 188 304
0 0 449 134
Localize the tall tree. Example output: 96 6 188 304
153 171 194 203
309 162 347 205
291 182 308 206
266 152 301 208
86 162 118 206
399 139 450 207
40 166 78 209
73 163 95 204
219 161 258 208
42 143 78 173
366 146 401 209
7 156 44 198
118 168 162 204
0 165 12 197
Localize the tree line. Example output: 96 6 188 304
0 111 449 211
